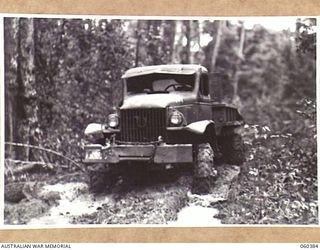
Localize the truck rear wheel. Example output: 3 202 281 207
221 133 245 165
191 143 217 194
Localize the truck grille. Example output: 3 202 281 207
120 109 166 142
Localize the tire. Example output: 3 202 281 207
191 143 217 195
88 165 118 194
221 133 245 165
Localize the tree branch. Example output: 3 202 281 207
5 142 83 171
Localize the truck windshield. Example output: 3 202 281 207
126 73 195 95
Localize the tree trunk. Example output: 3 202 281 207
134 20 149 66
232 21 245 105
189 20 201 64
160 20 176 64
135 20 141 67
169 21 176 63
16 18 38 161
182 20 191 64
172 21 184 63
4 18 19 159
211 20 225 72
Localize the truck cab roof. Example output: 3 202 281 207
122 64 208 78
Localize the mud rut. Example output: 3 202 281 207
4 164 240 225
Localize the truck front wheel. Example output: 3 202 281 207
191 143 217 194
88 165 118 194
221 133 245 165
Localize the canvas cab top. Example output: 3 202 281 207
121 64 208 78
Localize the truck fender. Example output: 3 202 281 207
185 120 215 135
84 123 106 135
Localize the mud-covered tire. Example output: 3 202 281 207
221 133 245 165
88 170 107 194
191 143 217 194
88 166 118 194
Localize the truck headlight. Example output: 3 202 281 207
170 110 184 126
107 114 119 128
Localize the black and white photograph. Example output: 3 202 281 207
2 16 318 226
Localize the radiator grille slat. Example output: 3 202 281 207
120 108 166 142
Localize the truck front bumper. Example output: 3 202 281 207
83 143 193 164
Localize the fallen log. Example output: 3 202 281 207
5 182 26 203
5 159 53 174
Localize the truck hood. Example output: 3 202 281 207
120 93 186 109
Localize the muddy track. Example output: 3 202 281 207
4 164 240 225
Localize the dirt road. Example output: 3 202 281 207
4 164 240 225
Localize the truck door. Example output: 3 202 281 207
198 73 212 120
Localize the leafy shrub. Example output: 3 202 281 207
216 99 317 224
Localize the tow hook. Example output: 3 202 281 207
104 138 111 149
111 134 116 145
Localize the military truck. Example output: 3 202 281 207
83 64 245 194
